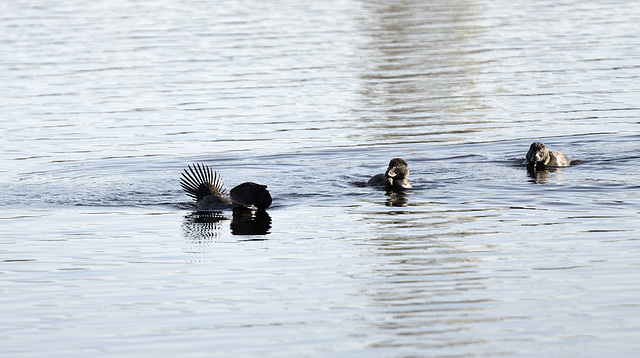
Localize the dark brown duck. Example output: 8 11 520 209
526 142 571 167
181 163 272 210
367 157 412 191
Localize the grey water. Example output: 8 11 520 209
1 0 639 356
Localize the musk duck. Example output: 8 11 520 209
367 157 412 191
526 142 571 167
181 163 272 210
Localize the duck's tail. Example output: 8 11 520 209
180 163 227 201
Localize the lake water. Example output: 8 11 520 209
1 0 639 356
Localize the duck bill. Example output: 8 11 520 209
398 180 412 189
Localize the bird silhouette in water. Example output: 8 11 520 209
367 157 412 191
180 163 272 210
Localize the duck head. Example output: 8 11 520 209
385 157 412 190
526 142 550 166
230 182 272 210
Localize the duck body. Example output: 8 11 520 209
526 142 571 167
367 173 389 188
367 157 412 191
195 194 233 210
181 163 272 210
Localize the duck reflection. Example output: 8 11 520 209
385 190 409 207
527 164 566 184
182 208 271 239
527 163 547 184
182 211 227 242
230 207 272 236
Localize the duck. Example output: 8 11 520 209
367 157 412 190
526 142 571 167
181 163 272 210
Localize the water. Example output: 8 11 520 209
1 0 639 356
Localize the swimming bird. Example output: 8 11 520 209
526 142 571 167
367 157 412 190
181 163 272 210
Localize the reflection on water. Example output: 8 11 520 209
182 211 227 242
182 208 271 240
361 232 490 351
357 2 492 350
230 208 272 236
356 0 488 144
527 164 568 184
385 190 409 207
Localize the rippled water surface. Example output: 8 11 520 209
2 0 640 356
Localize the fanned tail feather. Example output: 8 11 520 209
180 163 227 201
